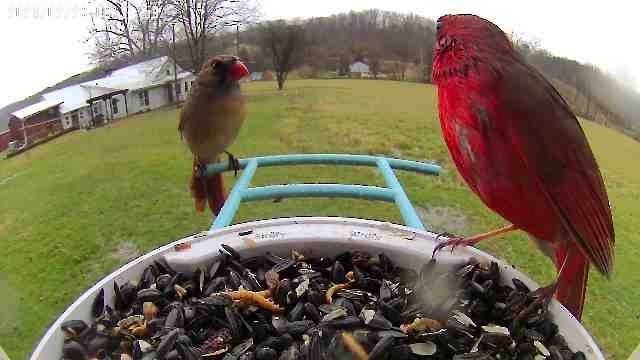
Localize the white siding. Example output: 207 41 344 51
61 106 92 129
349 62 370 73
126 91 142 114
148 86 169 109
62 114 73 129
110 94 127 119
127 89 152 114
174 78 195 102
127 86 171 114
77 107 91 128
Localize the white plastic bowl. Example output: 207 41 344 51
31 217 605 359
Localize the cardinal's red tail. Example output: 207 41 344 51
190 161 227 215
555 243 589 320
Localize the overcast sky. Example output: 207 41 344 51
1 0 638 109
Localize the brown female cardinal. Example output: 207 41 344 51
179 55 249 214
431 15 614 320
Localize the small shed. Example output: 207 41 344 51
9 99 64 144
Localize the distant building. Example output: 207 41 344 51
41 56 196 129
250 72 264 81
349 61 370 78
7 99 64 145
0 131 9 151
1 56 196 152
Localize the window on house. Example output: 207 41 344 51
185 82 189 92
166 69 171 75
175 82 182 95
111 98 119 114
138 90 149 106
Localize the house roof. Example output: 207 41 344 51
89 56 192 91
86 88 128 103
36 57 195 114
42 85 91 113
10 99 63 119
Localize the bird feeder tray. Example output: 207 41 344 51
31 154 605 359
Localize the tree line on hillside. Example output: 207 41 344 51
512 36 640 135
239 11 639 137
59 4 640 139
242 10 437 83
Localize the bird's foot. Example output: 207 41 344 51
432 233 477 257
225 151 241 177
194 162 207 178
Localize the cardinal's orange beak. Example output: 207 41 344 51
229 62 250 81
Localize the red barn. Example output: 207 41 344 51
8 99 63 147
0 130 10 152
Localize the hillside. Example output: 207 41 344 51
0 80 637 359
241 10 640 136
3 9 639 138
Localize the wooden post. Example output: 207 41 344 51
124 91 129 116
172 23 179 106
104 98 109 123
89 101 95 127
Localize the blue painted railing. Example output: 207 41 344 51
203 154 441 231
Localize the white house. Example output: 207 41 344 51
37 56 196 129
349 61 370 77
250 72 263 81
42 85 95 129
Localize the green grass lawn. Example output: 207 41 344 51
0 79 637 359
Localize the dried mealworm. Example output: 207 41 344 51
341 332 369 360
326 283 350 304
228 289 281 312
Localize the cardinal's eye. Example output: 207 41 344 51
438 36 453 50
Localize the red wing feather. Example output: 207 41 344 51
496 59 615 275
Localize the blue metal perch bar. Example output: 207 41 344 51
203 154 441 231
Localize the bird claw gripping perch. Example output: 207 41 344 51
225 151 241 177
195 163 207 178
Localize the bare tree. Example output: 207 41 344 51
337 50 351 76
88 0 176 64
368 48 382 79
304 46 329 78
260 20 306 90
173 0 257 72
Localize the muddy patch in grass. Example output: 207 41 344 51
0 172 23 186
417 206 469 235
110 241 140 263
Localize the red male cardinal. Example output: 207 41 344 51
431 15 614 320
179 55 249 214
